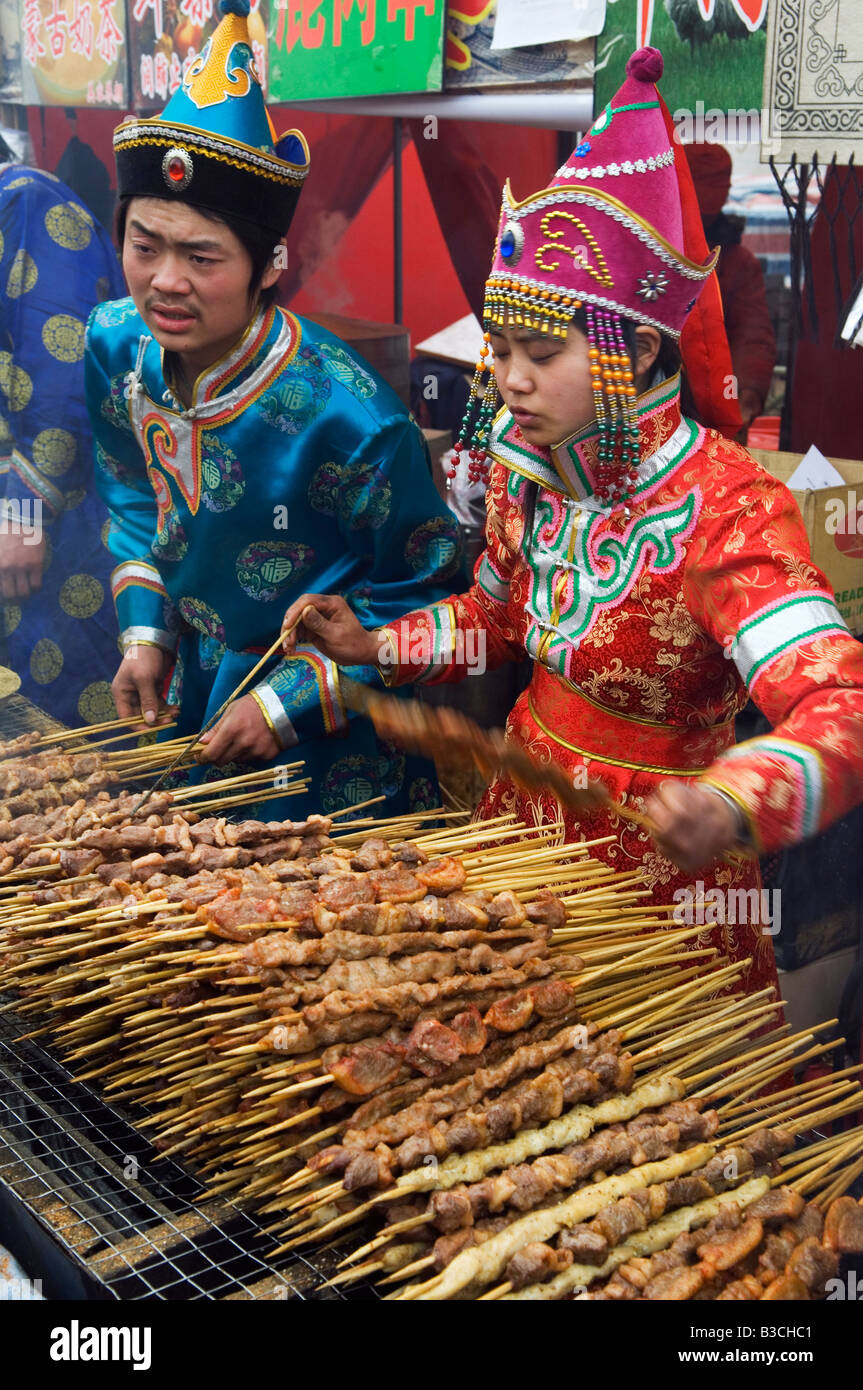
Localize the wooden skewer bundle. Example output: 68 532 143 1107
0 776 860 1301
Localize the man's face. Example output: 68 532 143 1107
122 197 275 377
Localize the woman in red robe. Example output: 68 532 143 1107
280 49 863 1001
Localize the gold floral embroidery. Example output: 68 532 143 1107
648 595 701 648
581 658 670 719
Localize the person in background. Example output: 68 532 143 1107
0 151 125 725
684 142 776 436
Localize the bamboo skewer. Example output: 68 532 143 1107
131 621 305 815
2 782 861 1301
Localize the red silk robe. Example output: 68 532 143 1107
380 375 863 998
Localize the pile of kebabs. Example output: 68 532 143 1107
0 725 861 1301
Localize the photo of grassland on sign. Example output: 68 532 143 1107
595 0 767 116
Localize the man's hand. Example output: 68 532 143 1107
195 694 279 765
281 594 381 666
0 531 46 600
112 644 176 727
645 781 741 873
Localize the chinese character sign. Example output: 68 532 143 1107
19 0 127 104
128 0 269 110
268 1 447 102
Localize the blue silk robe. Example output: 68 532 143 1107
85 299 463 819
0 167 125 725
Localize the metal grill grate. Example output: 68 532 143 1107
0 693 65 742
0 1003 380 1300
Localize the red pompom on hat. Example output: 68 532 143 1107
626 46 664 82
482 44 741 434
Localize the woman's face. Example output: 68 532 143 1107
489 324 598 449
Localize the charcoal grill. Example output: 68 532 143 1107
0 693 379 1300
0 1005 383 1300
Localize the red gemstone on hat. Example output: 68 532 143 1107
168 157 186 182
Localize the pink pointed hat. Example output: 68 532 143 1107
484 47 717 341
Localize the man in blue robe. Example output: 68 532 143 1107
0 162 125 725
86 0 462 819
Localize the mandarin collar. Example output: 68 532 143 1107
159 304 278 413
488 373 692 507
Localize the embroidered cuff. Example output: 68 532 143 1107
5 450 64 519
374 626 399 688
121 625 178 656
251 684 299 750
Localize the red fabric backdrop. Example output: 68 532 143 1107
27 105 555 349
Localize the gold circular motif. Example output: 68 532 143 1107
33 427 76 477
30 638 63 684
6 249 38 299
5 177 34 189
0 414 11 447
44 202 92 251
42 314 85 364
59 573 104 619
78 681 115 724
0 352 33 411
3 603 21 636
64 487 86 510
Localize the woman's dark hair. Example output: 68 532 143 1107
115 195 281 309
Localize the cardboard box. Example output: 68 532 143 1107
751 449 863 635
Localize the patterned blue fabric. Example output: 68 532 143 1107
0 167 125 725
86 300 463 819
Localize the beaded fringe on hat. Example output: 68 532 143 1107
449 295 640 509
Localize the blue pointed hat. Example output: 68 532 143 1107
114 0 309 238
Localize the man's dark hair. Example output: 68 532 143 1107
115 196 282 309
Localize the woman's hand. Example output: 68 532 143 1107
281 594 381 667
645 781 741 873
111 645 177 727
195 694 279 765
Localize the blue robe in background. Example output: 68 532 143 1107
0 167 125 724
86 299 463 820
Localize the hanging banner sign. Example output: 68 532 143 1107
127 0 268 111
268 0 446 102
762 0 863 164
594 0 767 124
19 0 128 106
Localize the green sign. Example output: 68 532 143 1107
595 0 767 118
268 1 446 101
